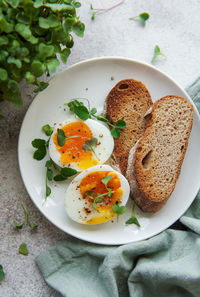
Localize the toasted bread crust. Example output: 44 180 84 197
131 95 194 213
105 79 152 175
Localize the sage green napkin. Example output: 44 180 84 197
35 78 200 297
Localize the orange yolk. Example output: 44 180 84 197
53 122 98 170
80 171 123 224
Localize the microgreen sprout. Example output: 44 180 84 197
13 201 38 229
151 45 166 64
65 99 126 138
57 128 79 147
18 243 28 256
82 137 99 159
90 0 125 20
129 12 150 25
112 202 126 222
0 265 5 281
84 175 115 209
125 205 140 227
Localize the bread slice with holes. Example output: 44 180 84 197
126 95 194 213
105 79 153 175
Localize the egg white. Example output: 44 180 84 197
64 165 130 225
49 118 114 171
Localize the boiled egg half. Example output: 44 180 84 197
64 165 130 225
49 118 114 171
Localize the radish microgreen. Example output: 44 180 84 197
129 12 150 26
151 45 166 64
42 124 54 136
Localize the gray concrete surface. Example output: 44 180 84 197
1 0 200 296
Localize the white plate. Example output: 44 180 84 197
18 57 200 245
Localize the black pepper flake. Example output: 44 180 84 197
84 207 91 214
72 155 76 159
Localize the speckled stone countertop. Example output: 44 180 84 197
1 1 200 296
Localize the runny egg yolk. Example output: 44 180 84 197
80 171 123 224
53 122 98 170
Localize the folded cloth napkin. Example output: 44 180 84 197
36 77 200 297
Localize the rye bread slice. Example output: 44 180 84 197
127 95 194 213
105 79 152 175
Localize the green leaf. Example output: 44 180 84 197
32 138 47 160
130 12 150 25
25 72 35 84
0 68 7 81
72 21 85 37
74 105 90 120
19 243 28 256
6 0 20 8
74 2 81 8
151 45 166 64
32 138 46 148
39 15 60 29
0 114 4 120
60 167 77 177
125 205 140 227
111 128 120 138
47 168 53 181
38 43 55 59
82 137 98 151
91 12 96 21
57 128 67 146
42 124 54 136
0 36 8 45
0 50 8 62
90 107 97 115
34 81 48 92
8 79 19 92
31 61 46 77
46 185 51 197
102 175 112 187
0 265 5 281
0 17 13 33
60 48 71 64
112 203 126 215
13 221 24 229
33 146 46 160
7 57 22 69
15 23 31 39
47 58 60 73
84 190 95 198
63 17 75 32
45 159 53 168
54 167 77 181
28 222 38 229
115 119 126 129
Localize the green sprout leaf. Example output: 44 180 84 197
125 205 140 227
31 138 47 160
54 167 77 181
19 243 28 256
13 201 38 230
0 68 7 81
57 129 79 147
42 124 54 136
72 21 85 37
82 137 99 160
130 12 150 25
112 203 126 221
115 119 126 129
111 127 121 138
0 265 5 281
151 45 166 64
102 175 112 187
84 190 95 198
